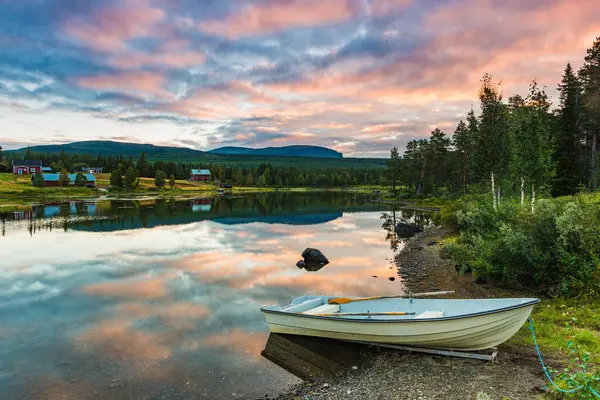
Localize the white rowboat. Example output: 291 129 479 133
261 295 540 351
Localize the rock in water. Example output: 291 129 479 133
296 260 306 269
395 222 423 238
300 248 329 271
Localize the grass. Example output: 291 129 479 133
0 173 391 208
508 297 600 398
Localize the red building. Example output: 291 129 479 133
190 169 211 182
13 160 42 175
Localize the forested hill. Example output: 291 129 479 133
8 140 206 158
8 141 343 159
208 145 343 158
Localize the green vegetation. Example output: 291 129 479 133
441 194 600 296
510 298 600 399
74 171 87 186
154 170 167 188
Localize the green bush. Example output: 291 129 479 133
440 194 600 296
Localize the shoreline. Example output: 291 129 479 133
271 228 550 400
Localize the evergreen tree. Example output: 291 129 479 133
136 152 151 177
452 120 471 194
553 63 584 196
169 174 175 188
154 170 167 188
110 165 124 187
579 37 600 191
473 74 510 208
509 81 555 211
245 173 254 186
58 168 69 187
124 167 139 190
32 171 44 187
257 175 267 187
429 129 450 193
74 171 88 187
387 147 401 194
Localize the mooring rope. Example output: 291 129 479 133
528 317 600 398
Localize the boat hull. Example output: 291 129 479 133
263 304 535 351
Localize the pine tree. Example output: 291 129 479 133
472 74 510 208
387 147 401 194
169 174 175 188
110 166 124 187
154 170 167 188
32 171 44 187
553 63 584 196
429 129 450 193
74 171 88 187
579 37 600 191
452 120 471 194
124 167 139 190
58 168 69 187
509 81 555 211
136 152 151 177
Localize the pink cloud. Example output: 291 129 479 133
198 0 357 39
76 71 167 96
371 0 413 17
63 0 166 52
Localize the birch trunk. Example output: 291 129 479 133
520 177 525 205
497 188 501 206
491 171 497 210
531 184 536 214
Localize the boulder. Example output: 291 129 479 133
296 260 306 269
298 248 329 272
395 222 423 238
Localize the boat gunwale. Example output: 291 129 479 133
260 298 540 323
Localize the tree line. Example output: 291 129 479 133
6 148 387 188
388 37 600 207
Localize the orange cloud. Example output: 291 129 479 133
203 328 267 361
110 49 206 69
74 318 171 361
63 0 165 52
199 0 356 39
76 71 167 96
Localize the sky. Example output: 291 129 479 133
0 0 598 157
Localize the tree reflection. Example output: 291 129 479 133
380 209 401 253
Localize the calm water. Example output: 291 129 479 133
0 193 430 399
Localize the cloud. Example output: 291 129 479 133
76 71 167 96
62 0 166 52
198 0 357 39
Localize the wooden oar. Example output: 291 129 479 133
328 291 455 305
311 311 415 317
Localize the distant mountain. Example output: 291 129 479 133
208 145 343 158
7 140 206 158
8 141 344 160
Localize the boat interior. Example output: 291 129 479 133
262 295 539 320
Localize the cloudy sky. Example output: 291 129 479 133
0 0 598 156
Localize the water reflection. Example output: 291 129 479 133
0 193 432 399
261 333 367 381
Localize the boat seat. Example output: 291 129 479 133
414 310 445 319
282 298 323 313
303 304 340 315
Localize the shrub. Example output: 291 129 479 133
154 170 167 188
440 194 600 296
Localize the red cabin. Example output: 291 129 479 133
190 169 211 182
12 160 42 175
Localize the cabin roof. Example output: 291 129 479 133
81 167 103 170
12 160 42 166
191 169 211 175
40 173 96 182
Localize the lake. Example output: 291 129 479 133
0 192 431 399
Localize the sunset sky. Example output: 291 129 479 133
0 0 598 156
